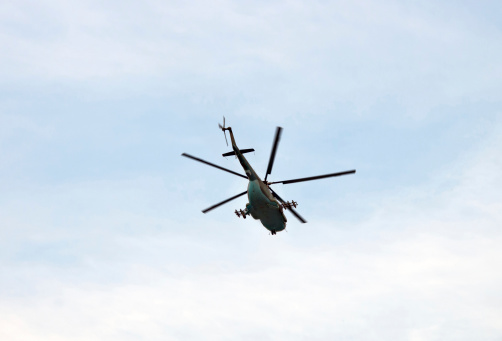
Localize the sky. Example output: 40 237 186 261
0 0 501 340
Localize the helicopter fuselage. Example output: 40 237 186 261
226 127 287 233
183 121 355 232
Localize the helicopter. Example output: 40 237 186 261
182 118 356 235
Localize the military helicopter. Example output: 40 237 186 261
182 118 356 235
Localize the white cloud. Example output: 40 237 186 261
1 1 501 339
0 119 500 341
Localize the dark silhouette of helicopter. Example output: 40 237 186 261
182 118 355 235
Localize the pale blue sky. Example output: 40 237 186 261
1 1 501 340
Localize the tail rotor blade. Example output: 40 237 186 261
219 116 228 146
264 127 283 181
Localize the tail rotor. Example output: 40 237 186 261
218 116 228 146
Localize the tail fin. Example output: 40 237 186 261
222 148 255 157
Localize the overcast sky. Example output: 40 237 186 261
1 0 501 340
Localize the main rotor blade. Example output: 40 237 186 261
181 153 248 179
269 187 307 223
264 127 283 182
202 190 248 213
268 170 356 185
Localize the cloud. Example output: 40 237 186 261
0 119 500 341
1 0 500 93
1 1 501 339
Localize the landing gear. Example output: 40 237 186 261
271 231 276 235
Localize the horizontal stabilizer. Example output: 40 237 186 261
222 148 255 157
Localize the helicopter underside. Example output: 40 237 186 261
246 180 286 233
182 122 356 232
